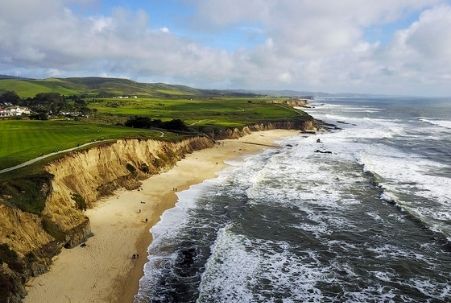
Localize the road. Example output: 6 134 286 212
0 140 111 175
0 130 168 174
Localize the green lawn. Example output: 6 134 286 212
0 120 178 170
89 96 305 127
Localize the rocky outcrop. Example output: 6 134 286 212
272 98 311 108
207 119 317 140
0 117 317 303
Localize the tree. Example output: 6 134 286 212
29 111 49 120
125 116 152 128
124 116 189 131
162 119 188 131
0 91 21 105
33 93 65 114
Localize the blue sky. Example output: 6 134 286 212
1 0 451 95
75 0 423 51
72 0 267 51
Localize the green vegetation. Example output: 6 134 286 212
0 120 180 170
0 77 206 98
0 76 311 175
89 96 305 128
0 172 53 213
71 193 87 211
0 79 80 98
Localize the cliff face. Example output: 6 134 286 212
271 98 310 108
0 119 317 303
0 136 213 303
209 119 317 140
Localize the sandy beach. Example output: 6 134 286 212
24 130 298 303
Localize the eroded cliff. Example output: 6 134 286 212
0 136 213 303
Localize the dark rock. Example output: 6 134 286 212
314 150 332 154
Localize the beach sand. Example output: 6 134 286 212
24 130 298 303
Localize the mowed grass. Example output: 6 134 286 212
0 120 177 170
89 96 304 127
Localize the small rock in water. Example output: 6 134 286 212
315 149 332 154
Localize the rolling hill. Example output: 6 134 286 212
0 77 208 98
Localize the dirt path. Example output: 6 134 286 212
0 140 110 175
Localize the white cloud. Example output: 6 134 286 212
0 0 450 95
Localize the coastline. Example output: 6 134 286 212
24 129 299 303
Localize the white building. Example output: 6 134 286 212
0 106 31 117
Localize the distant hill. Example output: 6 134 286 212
0 75 407 99
0 75 33 80
231 89 331 98
0 76 220 98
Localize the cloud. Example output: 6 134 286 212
0 0 234 86
0 0 450 95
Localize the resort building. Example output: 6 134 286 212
0 106 31 117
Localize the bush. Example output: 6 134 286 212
29 112 48 120
125 163 137 174
125 116 189 132
71 193 87 211
163 119 189 131
125 116 152 128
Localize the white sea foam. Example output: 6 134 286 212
149 175 223 247
420 118 451 129
368 244 430 262
198 229 331 303
407 278 451 300
358 144 451 236
303 106 451 239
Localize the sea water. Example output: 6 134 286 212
135 97 451 302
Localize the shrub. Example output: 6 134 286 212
71 193 87 211
126 163 137 173
125 116 189 132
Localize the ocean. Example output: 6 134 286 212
135 97 451 303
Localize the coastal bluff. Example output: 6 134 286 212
0 137 214 303
0 119 317 303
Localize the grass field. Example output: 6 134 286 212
0 120 179 170
0 79 82 98
0 77 203 98
89 96 305 127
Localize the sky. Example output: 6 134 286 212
1 0 451 96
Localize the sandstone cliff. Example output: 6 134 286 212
0 136 213 303
271 98 311 108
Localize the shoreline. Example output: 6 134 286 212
24 129 299 303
